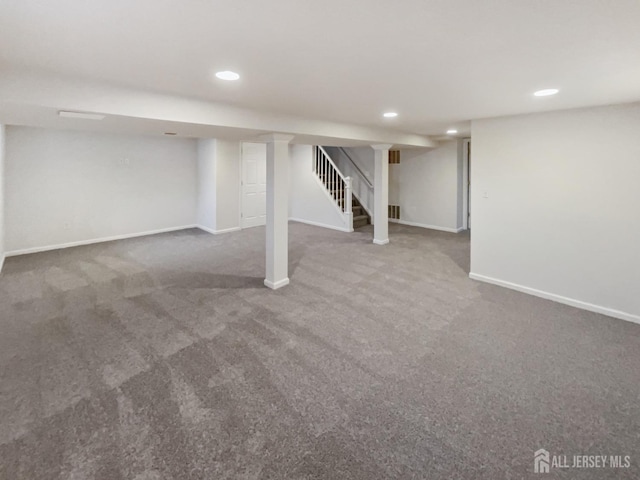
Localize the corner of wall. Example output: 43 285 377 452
196 138 217 231
470 105 640 322
214 140 241 232
0 124 5 272
456 138 465 230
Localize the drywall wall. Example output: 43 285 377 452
0 125 5 271
470 103 640 322
5 126 198 254
289 144 350 231
197 139 241 234
394 141 463 232
325 146 375 217
197 139 217 231
456 140 465 228
215 140 241 232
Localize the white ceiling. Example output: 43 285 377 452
1 0 640 138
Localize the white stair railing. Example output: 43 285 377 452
336 147 374 220
313 146 353 230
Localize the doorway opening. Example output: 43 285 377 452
241 142 267 229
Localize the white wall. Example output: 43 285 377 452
470 103 640 323
197 139 241 234
0 125 5 271
456 140 465 228
216 140 241 232
6 127 198 254
197 139 217 231
393 141 463 232
289 145 350 231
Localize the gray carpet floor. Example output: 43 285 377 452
1 223 639 479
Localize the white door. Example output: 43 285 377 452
241 142 267 228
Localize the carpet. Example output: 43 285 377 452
0 223 638 479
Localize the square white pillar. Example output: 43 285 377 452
261 134 294 289
372 144 392 245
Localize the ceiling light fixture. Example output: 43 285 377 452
447 129 458 134
58 110 105 120
215 70 240 81
534 88 559 97
383 112 398 118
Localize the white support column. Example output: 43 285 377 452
372 144 392 245
261 134 295 289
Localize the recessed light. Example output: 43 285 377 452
383 112 398 118
215 70 240 81
534 88 559 97
447 129 458 134
58 110 105 120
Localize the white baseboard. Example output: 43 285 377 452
264 277 290 290
197 225 241 235
469 272 640 325
395 219 464 233
289 218 352 233
197 225 217 235
5 225 197 257
373 238 389 245
216 226 242 234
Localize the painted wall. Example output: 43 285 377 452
456 140 465 228
325 146 375 217
196 139 241 233
0 125 5 271
5 126 198 254
197 139 217 231
393 141 463 232
289 145 349 231
216 140 241 232
470 103 640 322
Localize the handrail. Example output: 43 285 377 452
318 145 347 182
338 147 373 189
313 146 352 220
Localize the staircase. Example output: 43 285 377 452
324 146 375 230
313 146 372 231
352 196 370 229
313 146 354 230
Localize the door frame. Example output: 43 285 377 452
240 141 267 229
238 142 244 229
462 138 471 230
